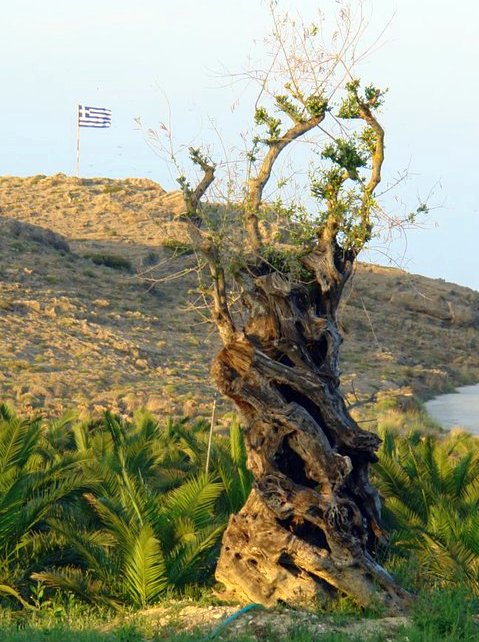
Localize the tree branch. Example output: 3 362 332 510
179 150 236 344
245 113 326 250
181 148 216 225
359 104 385 198
352 102 385 253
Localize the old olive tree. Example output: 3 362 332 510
161 3 411 610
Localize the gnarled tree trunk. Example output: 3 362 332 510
213 245 409 610
175 31 407 608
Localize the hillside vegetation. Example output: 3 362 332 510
0 173 478 418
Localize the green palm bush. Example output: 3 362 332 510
0 405 92 603
374 426 479 594
5 399 479 610
32 411 252 607
210 416 252 514
74 412 212 490
35 472 225 607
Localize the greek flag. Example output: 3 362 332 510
78 105 112 128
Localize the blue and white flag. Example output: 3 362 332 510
78 105 112 128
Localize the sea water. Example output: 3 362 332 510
425 383 479 435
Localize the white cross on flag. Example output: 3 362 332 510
78 105 112 128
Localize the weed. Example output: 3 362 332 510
410 587 479 641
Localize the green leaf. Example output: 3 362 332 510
122 524 168 606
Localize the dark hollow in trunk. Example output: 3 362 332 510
213 247 409 610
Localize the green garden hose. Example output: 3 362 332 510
204 603 263 640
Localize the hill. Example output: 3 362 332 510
0 173 478 418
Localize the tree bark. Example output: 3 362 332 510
213 243 409 610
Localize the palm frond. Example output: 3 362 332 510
0 583 32 608
166 524 225 587
122 524 168 607
0 414 41 472
163 473 224 528
32 567 121 609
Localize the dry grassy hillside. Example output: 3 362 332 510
0 173 478 418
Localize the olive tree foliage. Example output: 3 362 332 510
148 2 414 609
169 6 392 330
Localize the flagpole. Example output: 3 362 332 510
76 105 80 178
205 394 217 475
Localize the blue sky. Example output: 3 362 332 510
1 0 478 290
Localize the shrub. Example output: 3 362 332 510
161 239 194 256
84 253 133 272
142 250 160 267
102 184 124 194
374 427 479 595
0 406 251 609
